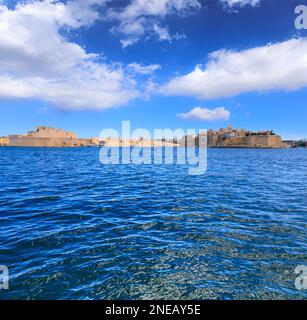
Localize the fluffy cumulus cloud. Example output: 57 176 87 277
178 107 230 121
0 0 142 110
162 38 307 100
0 0 288 110
0 0 203 109
107 0 201 47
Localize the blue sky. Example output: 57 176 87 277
0 0 306 139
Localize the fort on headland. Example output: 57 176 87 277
0 126 99 147
206 124 285 148
0 124 289 148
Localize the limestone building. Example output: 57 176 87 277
180 125 285 148
5 126 98 147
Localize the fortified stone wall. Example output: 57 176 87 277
7 137 94 147
8 136 93 147
4 126 99 147
267 135 285 147
242 135 284 148
202 125 284 148
208 134 219 147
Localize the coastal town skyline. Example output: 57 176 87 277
0 123 297 142
0 1 307 140
3 123 305 150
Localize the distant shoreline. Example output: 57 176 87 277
0 125 306 148
1 145 305 149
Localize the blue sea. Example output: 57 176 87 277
0 147 306 300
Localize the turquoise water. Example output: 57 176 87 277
0 147 306 299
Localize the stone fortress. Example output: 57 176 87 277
206 124 285 148
1 126 99 147
177 124 285 148
0 124 288 148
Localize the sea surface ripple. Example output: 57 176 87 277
0 147 306 299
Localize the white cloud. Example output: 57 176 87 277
153 23 172 41
0 0 268 110
178 107 230 121
128 63 161 75
220 0 261 7
0 67 140 110
120 38 139 49
107 0 201 47
163 38 307 100
0 0 140 110
0 1 92 78
108 0 201 22
65 0 108 27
